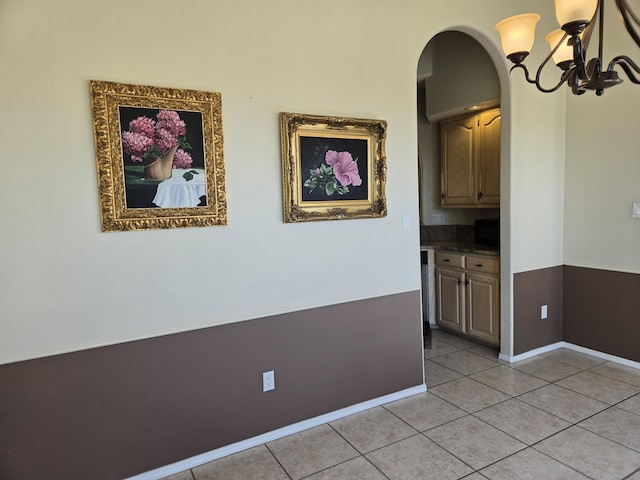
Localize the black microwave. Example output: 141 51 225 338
475 219 500 246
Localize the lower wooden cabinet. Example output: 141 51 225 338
435 251 500 346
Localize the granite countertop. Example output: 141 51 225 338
420 242 500 256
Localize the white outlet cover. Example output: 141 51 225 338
541 305 548 319
633 203 640 218
262 370 275 392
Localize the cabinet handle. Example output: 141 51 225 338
443 259 450 262
465 280 469 285
477 192 484 200
457 280 461 285
475 264 483 267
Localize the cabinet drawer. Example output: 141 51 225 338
436 252 465 269
466 255 499 274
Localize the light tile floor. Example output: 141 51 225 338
163 329 640 480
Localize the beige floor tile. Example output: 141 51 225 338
627 468 640 479
510 356 582 382
480 448 590 480
267 424 359 480
429 377 510 413
470 365 548 396
383 392 467 432
330 406 417 454
306 456 387 480
433 332 480 349
192 445 288 480
619 393 640 415
425 359 463 387
474 398 571 445
424 341 460 359
366 434 473 480
540 348 605 369
579 407 640 452
517 384 609 423
466 345 506 363
431 350 500 375
425 416 526 470
534 426 640 480
555 370 640 404
590 362 640 387
160 471 194 480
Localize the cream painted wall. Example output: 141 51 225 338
564 0 640 273
0 0 564 364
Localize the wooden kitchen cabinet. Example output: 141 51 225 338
440 108 501 207
435 251 500 346
435 267 465 333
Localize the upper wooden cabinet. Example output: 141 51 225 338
440 108 501 207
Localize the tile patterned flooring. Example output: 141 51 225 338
162 329 640 480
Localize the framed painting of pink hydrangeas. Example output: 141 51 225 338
280 112 387 222
90 80 227 231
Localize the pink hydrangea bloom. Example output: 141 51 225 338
128 116 156 139
155 127 179 153
325 150 362 187
122 131 154 161
173 149 193 169
156 110 186 137
122 110 189 166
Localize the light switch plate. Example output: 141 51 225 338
633 203 640 218
403 214 412 230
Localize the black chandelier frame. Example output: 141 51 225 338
507 0 640 95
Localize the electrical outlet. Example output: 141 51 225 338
262 370 275 392
431 214 445 225
541 305 548 319
633 203 640 218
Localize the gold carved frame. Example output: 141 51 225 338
90 80 227 231
280 112 387 223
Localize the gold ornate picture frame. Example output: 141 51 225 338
280 112 387 223
90 80 227 231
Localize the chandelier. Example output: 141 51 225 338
495 0 640 95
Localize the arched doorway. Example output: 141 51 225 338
417 29 513 358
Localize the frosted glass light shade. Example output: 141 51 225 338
495 13 541 56
545 29 574 64
555 0 598 26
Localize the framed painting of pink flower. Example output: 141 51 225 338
90 80 227 231
280 112 387 222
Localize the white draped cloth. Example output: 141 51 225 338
152 169 206 208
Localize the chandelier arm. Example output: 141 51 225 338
533 41 573 93
615 0 640 48
510 63 569 93
609 55 640 83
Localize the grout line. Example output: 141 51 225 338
263 443 294 480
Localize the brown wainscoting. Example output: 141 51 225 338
513 266 564 355
563 266 640 363
0 291 423 480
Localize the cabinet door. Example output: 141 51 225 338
465 272 500 345
441 115 476 206
477 109 501 206
436 267 465 333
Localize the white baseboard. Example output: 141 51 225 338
562 343 640 370
500 342 640 370
126 384 427 480
499 342 564 363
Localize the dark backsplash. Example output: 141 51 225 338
420 225 474 244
